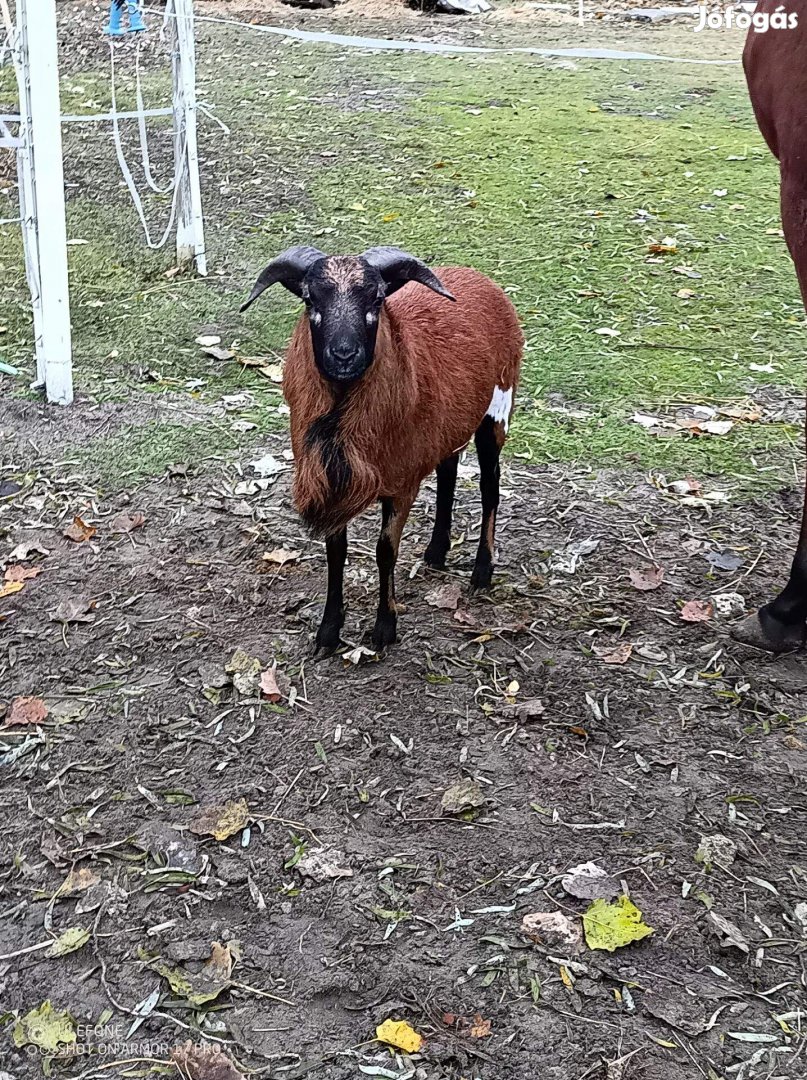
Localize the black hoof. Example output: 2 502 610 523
730 608 806 653
424 543 449 570
314 622 343 659
470 562 493 591
370 614 397 652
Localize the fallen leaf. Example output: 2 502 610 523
562 862 619 901
250 453 284 477
195 334 221 347
171 1042 246 1080
594 327 621 337
59 867 101 897
49 596 96 624
628 566 663 591
259 666 282 702
262 548 300 567
707 910 749 953
297 847 353 881
521 910 583 953
256 363 284 383
4 564 42 583
110 511 146 533
5 696 49 727
153 941 237 1006
706 550 743 572
13 1001 76 1053
592 641 633 665
425 582 462 610
8 539 49 561
190 798 249 841
680 599 713 623
45 927 91 958
203 346 235 362
441 778 485 815
376 1019 423 1054
226 647 262 695
343 645 378 665
469 1014 492 1038
672 265 702 279
63 515 97 543
676 287 697 299
583 896 654 952
0 580 24 597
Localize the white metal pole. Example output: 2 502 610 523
16 0 73 404
171 0 207 275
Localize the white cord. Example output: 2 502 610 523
134 38 173 194
108 40 183 250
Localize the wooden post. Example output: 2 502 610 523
15 0 73 404
170 0 207 275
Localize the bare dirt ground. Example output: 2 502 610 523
2 406 807 1080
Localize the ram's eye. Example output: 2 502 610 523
309 309 322 326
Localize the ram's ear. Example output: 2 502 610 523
361 246 455 301
240 246 326 311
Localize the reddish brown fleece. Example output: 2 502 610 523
282 266 523 535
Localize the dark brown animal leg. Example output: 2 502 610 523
471 415 503 590
425 452 459 569
372 493 414 651
733 170 807 652
314 528 347 656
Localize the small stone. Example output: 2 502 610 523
521 910 583 953
695 834 737 870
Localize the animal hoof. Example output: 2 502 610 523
370 615 397 652
470 563 493 591
730 609 805 653
424 543 448 569
314 623 343 659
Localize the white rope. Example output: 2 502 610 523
134 38 173 194
108 41 183 250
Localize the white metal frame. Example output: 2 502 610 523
14 0 73 404
0 0 206 406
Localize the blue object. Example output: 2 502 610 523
103 0 146 35
127 1 147 32
103 0 124 35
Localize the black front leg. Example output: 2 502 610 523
371 493 414 652
315 528 347 656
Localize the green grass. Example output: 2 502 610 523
1 29 803 490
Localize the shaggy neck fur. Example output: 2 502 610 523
284 307 416 535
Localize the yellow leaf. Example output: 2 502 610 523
376 1018 423 1053
0 580 24 597
190 798 249 841
559 965 574 989
13 1001 76 1052
583 895 654 952
381 212 400 223
45 927 91 958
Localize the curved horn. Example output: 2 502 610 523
240 246 326 311
361 246 455 301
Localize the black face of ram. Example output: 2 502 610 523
302 258 386 384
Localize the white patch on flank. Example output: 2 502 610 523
487 385 513 432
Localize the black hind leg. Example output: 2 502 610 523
471 416 502 590
424 453 459 569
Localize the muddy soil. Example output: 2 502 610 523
2 407 806 1079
